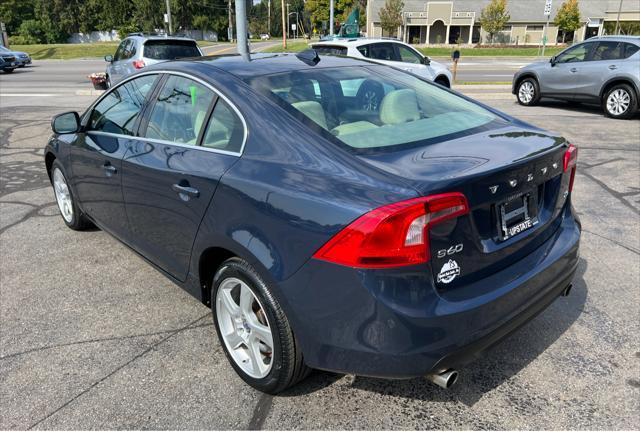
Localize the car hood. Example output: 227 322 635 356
520 60 549 72
428 59 448 74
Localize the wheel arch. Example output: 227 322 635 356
513 72 539 94
599 78 639 101
434 75 450 88
45 151 56 182
198 246 237 306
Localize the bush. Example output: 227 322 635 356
8 34 37 45
17 19 45 44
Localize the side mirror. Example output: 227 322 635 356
104 54 113 62
422 56 431 66
51 111 80 134
550 56 556 66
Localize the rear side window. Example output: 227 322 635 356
357 45 370 57
144 75 215 145
314 45 347 56
88 74 158 135
143 40 201 60
622 43 639 59
592 41 624 61
202 99 244 152
369 43 396 61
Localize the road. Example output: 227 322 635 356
1 61 639 429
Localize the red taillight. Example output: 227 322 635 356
313 193 469 268
563 144 578 192
132 60 145 69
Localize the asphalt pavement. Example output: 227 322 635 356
1 59 639 429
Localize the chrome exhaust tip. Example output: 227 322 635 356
426 369 458 389
561 284 573 297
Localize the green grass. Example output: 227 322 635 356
419 46 564 57
262 40 311 53
11 43 119 60
11 40 224 60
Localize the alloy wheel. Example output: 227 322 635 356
519 81 535 104
53 168 73 223
606 89 630 116
216 277 274 379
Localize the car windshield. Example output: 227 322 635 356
143 40 200 60
247 66 499 151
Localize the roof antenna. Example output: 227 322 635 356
296 49 320 66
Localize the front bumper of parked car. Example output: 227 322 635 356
277 203 581 378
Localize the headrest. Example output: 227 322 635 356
380 89 421 125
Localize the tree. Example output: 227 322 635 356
479 0 511 44
378 0 403 38
554 0 581 43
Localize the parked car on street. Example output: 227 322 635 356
513 35 640 119
260 33 270 40
312 38 453 91
0 52 17 73
46 52 580 394
104 33 203 86
0 46 32 68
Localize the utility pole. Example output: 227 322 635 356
165 0 173 35
281 0 287 49
329 0 335 36
236 0 249 58
228 0 234 42
268 0 271 36
286 3 290 39
615 0 623 34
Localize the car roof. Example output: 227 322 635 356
127 34 197 43
171 52 377 79
313 37 401 48
589 35 640 44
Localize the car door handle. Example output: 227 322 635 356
172 183 200 199
608 65 617 70
570 68 578 73
103 162 117 176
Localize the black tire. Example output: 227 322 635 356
516 77 541 106
211 258 310 394
602 83 637 119
434 76 450 88
356 79 385 112
3 68 14 73
50 160 93 230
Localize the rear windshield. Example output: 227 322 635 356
143 40 201 60
313 45 348 56
247 66 499 151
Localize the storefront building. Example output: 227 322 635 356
365 0 640 45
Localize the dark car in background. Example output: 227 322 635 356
104 33 202 86
0 46 32 70
513 35 640 119
45 52 581 394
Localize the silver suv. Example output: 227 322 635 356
105 33 203 86
513 36 640 119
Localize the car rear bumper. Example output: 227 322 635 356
277 203 581 378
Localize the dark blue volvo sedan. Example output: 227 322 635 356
45 52 580 393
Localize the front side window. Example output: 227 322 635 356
88 74 158 135
143 40 201 60
113 40 127 61
556 42 593 63
144 75 215 145
248 66 498 151
395 44 422 64
202 99 244 152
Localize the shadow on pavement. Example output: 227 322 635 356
283 257 588 405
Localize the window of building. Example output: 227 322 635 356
526 25 544 31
